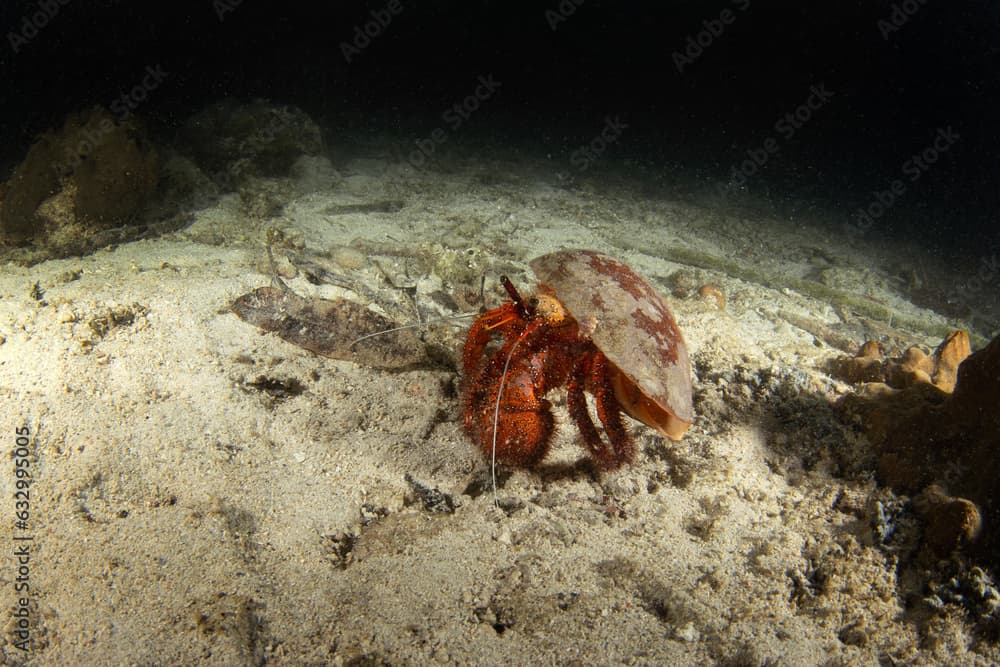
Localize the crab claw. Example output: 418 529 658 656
465 361 556 467
477 402 554 467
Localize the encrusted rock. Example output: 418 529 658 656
914 485 983 555
831 331 970 392
0 107 158 249
931 330 970 393
836 332 1000 561
175 100 323 189
830 340 885 384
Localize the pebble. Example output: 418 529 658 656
331 245 366 270
674 622 699 642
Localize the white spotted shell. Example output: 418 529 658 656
530 250 694 439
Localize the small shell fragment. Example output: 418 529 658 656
696 283 726 310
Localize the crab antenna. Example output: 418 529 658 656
500 276 533 320
347 312 477 348
491 336 522 509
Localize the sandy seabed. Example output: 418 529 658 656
1 151 997 666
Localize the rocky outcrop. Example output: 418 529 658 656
0 107 158 252
837 332 1000 563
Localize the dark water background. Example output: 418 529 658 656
1 1 996 273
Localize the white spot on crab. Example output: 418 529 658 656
577 314 599 338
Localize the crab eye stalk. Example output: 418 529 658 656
500 276 534 319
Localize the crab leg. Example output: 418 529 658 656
567 351 634 469
461 302 522 384
588 352 634 467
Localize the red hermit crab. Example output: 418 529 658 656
462 250 694 470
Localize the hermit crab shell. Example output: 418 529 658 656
530 250 694 440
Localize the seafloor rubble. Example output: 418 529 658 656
0 100 327 262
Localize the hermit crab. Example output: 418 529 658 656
462 249 694 470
